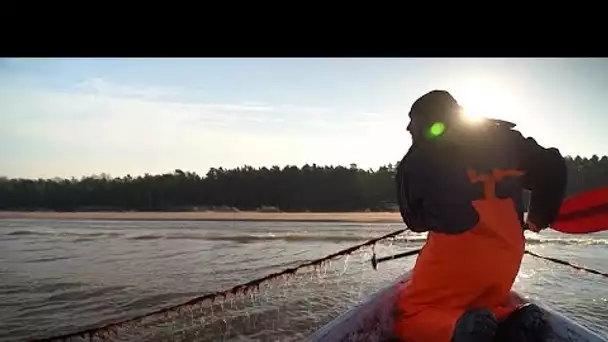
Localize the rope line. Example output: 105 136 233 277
372 248 422 269
524 250 608 278
373 248 608 279
29 228 408 342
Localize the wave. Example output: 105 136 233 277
27 281 85 294
6 230 608 246
123 233 372 243
525 237 608 246
128 234 161 241
124 233 608 246
7 230 50 236
6 230 122 238
25 255 71 263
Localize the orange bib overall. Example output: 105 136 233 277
394 169 526 342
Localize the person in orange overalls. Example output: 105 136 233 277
393 90 567 342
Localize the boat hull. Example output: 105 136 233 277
306 271 606 342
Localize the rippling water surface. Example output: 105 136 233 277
1 219 607 341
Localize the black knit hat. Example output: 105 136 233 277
409 90 461 120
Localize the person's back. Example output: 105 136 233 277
393 90 567 342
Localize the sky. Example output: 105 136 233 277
1 58 607 179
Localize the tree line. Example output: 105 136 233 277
0 156 607 212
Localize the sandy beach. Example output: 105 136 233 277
0 211 403 223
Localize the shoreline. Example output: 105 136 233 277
0 211 403 223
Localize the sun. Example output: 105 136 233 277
459 106 485 123
452 76 522 124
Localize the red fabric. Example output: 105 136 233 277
559 186 608 214
552 186 608 234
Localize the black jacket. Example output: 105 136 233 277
396 120 567 234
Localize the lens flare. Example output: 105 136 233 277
428 122 446 138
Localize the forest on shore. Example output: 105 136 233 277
1 155 607 212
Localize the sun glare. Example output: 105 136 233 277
453 75 522 124
460 106 485 123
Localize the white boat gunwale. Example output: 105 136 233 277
306 271 607 342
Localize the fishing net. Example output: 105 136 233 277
33 233 420 342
